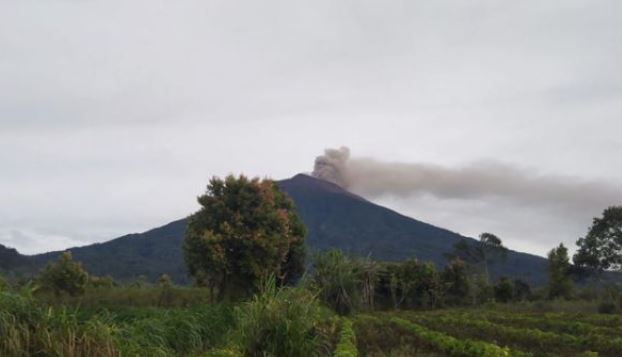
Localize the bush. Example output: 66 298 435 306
598 301 617 314
312 250 362 315
233 276 327 357
38 251 89 297
494 277 514 303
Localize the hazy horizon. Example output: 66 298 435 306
2 1 621 256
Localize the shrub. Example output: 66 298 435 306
233 276 325 357
312 250 362 315
598 301 617 314
38 251 89 297
89 275 116 289
494 277 514 303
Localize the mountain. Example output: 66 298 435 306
1 174 549 285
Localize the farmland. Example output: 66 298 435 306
1 285 620 357
354 309 621 356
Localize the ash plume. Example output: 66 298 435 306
312 147 622 219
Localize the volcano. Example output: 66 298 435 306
1 174 548 285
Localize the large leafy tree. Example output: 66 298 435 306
184 175 306 301
574 206 622 272
385 259 439 309
547 243 574 300
38 251 89 297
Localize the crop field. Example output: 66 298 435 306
2 287 622 357
353 310 622 357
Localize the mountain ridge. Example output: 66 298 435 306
1 174 549 285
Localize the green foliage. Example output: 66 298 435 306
40 285 214 309
0 289 235 357
494 277 515 303
233 276 327 357
442 258 471 305
574 206 622 272
333 319 357 357
449 233 508 282
471 274 494 305
512 279 532 302
547 244 574 300
0 274 7 291
312 250 370 315
158 274 173 288
38 251 89 297
597 300 617 314
89 275 116 289
404 309 622 356
203 349 243 357
390 316 516 357
382 259 441 309
184 175 306 301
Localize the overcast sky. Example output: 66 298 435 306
1 0 621 256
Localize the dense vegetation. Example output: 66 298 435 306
1 176 621 356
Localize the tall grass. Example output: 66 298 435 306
38 285 213 309
0 289 234 356
233 276 336 357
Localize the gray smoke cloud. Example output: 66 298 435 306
312 147 622 220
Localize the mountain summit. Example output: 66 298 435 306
2 174 548 285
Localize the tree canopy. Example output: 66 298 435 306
38 251 89 297
574 206 622 272
547 243 573 300
183 175 306 301
448 232 508 282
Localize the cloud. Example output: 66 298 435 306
1 0 621 256
0 228 84 255
313 147 622 254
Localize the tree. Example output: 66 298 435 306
183 175 306 301
38 251 89 297
494 277 514 303
547 244 574 300
512 279 532 301
442 258 471 305
385 259 439 309
471 274 494 305
449 233 508 283
574 206 622 273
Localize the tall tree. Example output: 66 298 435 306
449 233 508 282
547 243 573 300
442 258 471 306
574 206 622 273
183 175 306 301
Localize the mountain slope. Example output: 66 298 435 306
2 174 548 285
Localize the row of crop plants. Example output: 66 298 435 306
351 313 532 357
399 311 617 357
457 310 621 338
